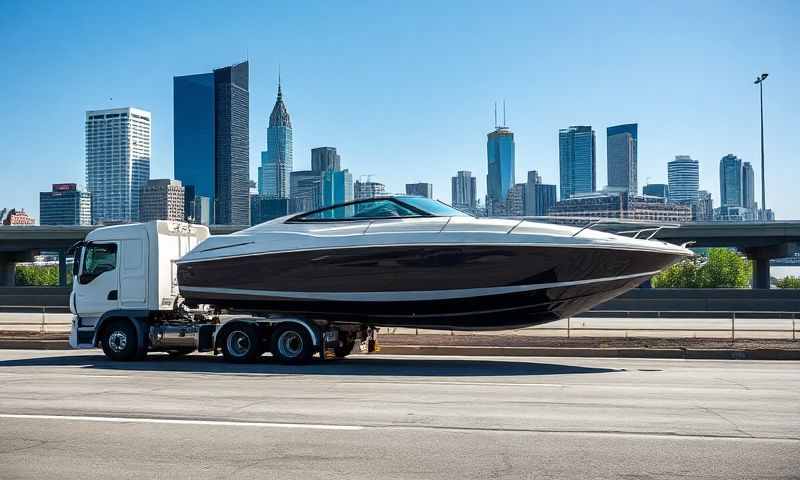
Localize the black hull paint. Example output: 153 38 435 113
177 244 680 330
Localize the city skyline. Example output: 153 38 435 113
1 2 798 219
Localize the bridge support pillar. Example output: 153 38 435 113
0 254 14 286
58 249 68 287
742 243 797 289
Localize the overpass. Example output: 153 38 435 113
0 221 798 289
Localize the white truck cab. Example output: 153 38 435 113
69 221 209 352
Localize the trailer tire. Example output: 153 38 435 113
100 319 140 361
220 323 262 363
270 324 314 364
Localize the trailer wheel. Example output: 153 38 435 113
220 324 262 363
270 324 314 364
100 319 140 361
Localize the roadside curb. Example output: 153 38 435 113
0 338 71 350
378 345 800 360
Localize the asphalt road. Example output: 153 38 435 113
0 350 797 479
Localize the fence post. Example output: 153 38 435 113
731 312 736 342
40 306 46 334
793 317 796 342
567 317 571 338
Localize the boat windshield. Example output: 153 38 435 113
397 196 471 217
290 196 471 222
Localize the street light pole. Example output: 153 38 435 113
754 73 768 220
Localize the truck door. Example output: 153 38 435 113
74 242 120 325
119 238 147 308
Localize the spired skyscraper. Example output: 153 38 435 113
719 154 743 207
85 107 151 224
667 155 699 203
606 124 638 195
259 78 293 199
174 61 250 225
486 124 515 214
559 126 596 200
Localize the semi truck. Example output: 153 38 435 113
69 221 376 363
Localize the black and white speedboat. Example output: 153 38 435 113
177 196 692 330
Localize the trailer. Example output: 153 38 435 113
69 221 377 363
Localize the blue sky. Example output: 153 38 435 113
1 0 798 219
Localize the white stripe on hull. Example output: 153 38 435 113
180 270 659 302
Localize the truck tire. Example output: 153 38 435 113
100 319 140 361
270 324 314 364
220 323 262 363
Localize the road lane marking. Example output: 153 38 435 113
0 413 363 431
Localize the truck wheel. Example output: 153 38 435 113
270 324 314 364
100 319 140 361
220 324 262 363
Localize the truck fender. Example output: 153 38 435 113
93 310 151 358
213 317 321 350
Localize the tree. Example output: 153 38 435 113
776 276 800 289
652 248 751 288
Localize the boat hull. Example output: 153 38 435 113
177 244 682 330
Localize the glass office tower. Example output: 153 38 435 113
559 126 596 200
486 127 515 210
719 154 743 207
173 61 250 225
606 123 638 195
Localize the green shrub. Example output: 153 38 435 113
652 248 752 288
775 275 800 289
14 264 59 286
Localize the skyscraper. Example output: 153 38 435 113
321 169 354 216
85 107 151 224
667 155 699 203
486 126 515 212
643 183 670 199
174 61 250 225
405 183 433 198
259 78 292 200
523 170 557 216
289 170 321 213
742 161 756 210
719 154 743 207
606 123 638 195
311 147 340 173
139 179 185 222
39 184 91 226
451 171 477 210
559 126 596 200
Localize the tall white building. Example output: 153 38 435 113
85 107 151 224
667 155 699 203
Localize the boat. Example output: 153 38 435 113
176 196 693 330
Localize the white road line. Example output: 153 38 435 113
0 413 363 431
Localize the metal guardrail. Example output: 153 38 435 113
384 310 799 342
